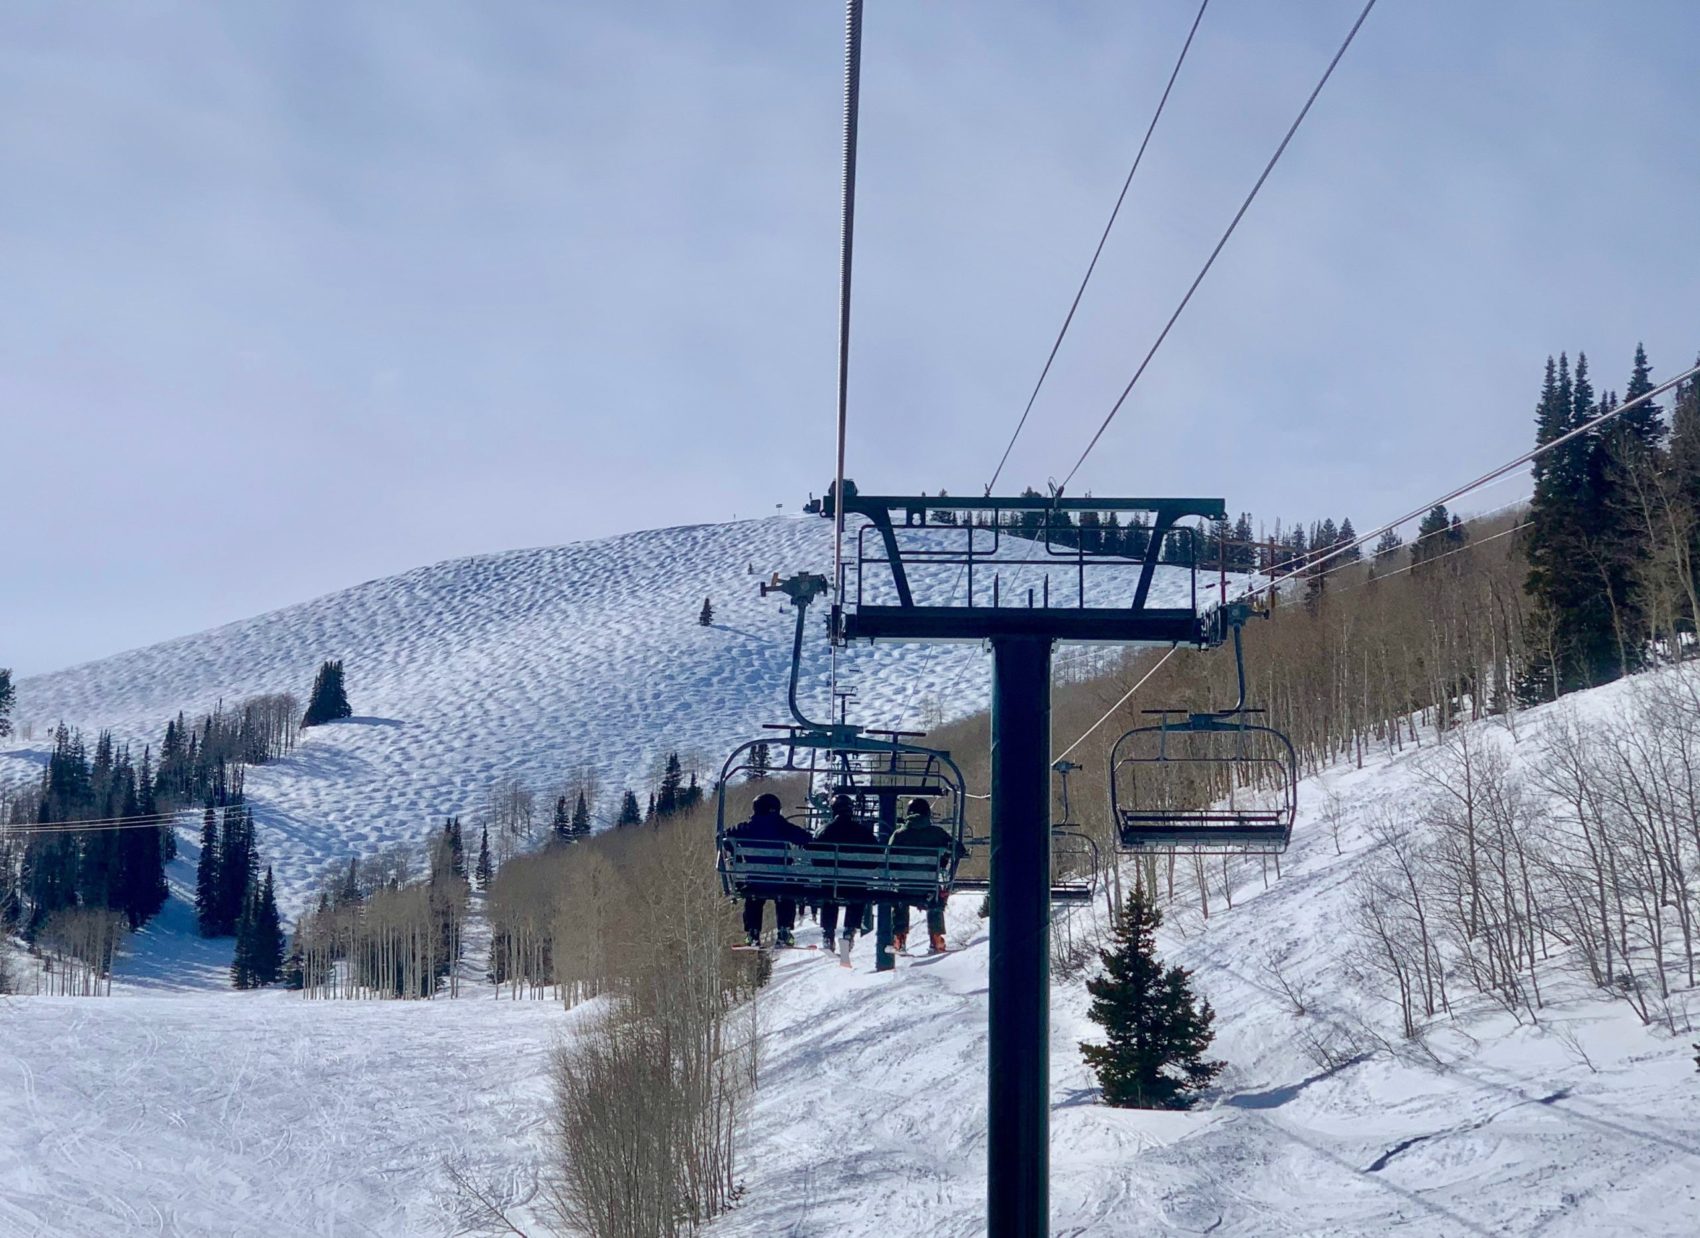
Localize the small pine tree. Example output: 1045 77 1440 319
747 742 771 782
1080 889 1224 1110
0 667 13 739
475 824 493 889
570 791 591 839
301 659 352 728
552 795 573 845
616 789 643 827
698 597 715 626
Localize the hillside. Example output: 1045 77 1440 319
4 664 1695 1236
3 514 1215 912
713 668 1700 1237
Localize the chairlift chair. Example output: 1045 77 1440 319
713 572 970 907
954 760 1104 905
1107 606 1297 854
714 727 969 905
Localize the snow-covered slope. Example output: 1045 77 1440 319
4 661 1698 1235
711 673 1700 1237
3 515 1211 911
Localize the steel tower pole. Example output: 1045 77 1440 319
987 634 1053 1236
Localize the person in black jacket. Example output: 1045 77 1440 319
812 795 878 958
888 798 966 954
726 792 812 946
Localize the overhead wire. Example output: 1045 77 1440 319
1059 0 1378 492
984 0 1211 495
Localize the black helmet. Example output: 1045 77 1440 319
907 798 932 817
831 794 855 814
754 792 783 814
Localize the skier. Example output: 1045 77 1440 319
726 792 811 947
812 794 878 962
888 798 965 954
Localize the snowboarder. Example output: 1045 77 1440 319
726 792 811 947
888 798 965 954
812 794 878 962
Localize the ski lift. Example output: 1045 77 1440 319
1048 760 1101 904
714 573 969 905
1108 604 1297 854
954 760 1103 905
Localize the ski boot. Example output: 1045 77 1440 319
821 933 836 953
892 930 908 953
744 932 762 949
927 932 948 956
776 929 797 949
836 935 853 967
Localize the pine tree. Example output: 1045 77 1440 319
1080 890 1224 1110
1372 526 1403 563
747 742 771 781
0 667 13 739
698 597 715 626
1336 517 1362 562
679 772 703 813
571 791 591 840
194 806 221 936
616 790 643 827
449 817 466 877
1410 504 1459 569
656 753 684 818
551 795 573 845
230 889 257 988
251 866 285 985
475 825 493 889
301 659 352 728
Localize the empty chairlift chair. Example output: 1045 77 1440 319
1109 711 1297 854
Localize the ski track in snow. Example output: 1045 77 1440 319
1 515 1216 917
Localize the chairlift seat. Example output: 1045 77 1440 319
719 838 949 902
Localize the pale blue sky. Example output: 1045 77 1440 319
3 1 1697 674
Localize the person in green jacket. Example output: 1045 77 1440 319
887 798 965 954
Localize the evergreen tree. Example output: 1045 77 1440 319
679 772 703 813
1410 504 1461 569
1080 890 1224 1110
571 791 592 839
1372 526 1403 563
251 866 285 985
616 789 643 827
194 806 221 936
338 854 361 906
644 791 656 823
656 753 684 818
475 824 493 889
449 817 466 877
230 887 258 988
747 742 771 781
1336 517 1362 562
551 795 573 845
301 659 352 728
698 597 715 626
0 667 13 739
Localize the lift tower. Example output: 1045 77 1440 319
822 485 1228 1236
